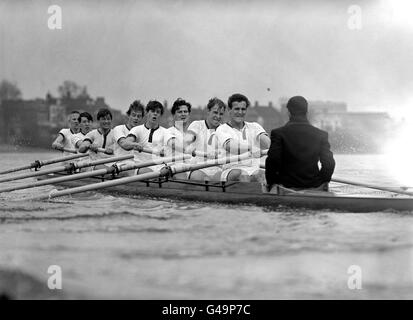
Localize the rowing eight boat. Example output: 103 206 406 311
37 173 413 212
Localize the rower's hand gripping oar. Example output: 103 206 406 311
27 151 266 201
0 153 89 176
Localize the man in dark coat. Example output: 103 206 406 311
265 96 335 192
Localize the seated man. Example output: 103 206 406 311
216 93 270 182
77 108 115 169
115 100 145 157
71 111 93 149
122 100 173 174
166 98 193 179
51 111 80 155
265 96 335 193
186 97 226 181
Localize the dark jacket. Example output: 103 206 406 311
265 117 335 189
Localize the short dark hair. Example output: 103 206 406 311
146 100 164 115
227 93 250 109
206 97 226 111
96 108 113 120
79 112 93 122
127 100 145 116
70 110 80 115
286 96 308 116
171 98 192 115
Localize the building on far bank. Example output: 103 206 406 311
0 94 123 148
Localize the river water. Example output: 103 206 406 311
0 151 412 299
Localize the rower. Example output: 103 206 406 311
115 100 145 157
123 100 173 174
215 93 270 182
265 96 335 193
186 97 226 181
51 111 80 155
166 98 193 179
77 108 116 168
71 112 93 150
113 100 145 176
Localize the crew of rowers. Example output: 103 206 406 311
52 94 336 191
52 93 270 183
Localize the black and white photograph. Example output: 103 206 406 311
1 0 413 305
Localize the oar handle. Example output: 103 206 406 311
134 146 164 156
96 148 114 154
61 148 77 154
76 154 133 169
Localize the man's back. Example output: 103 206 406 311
265 104 335 189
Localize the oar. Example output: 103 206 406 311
62 148 111 154
28 151 261 201
61 148 77 154
0 154 133 184
259 163 413 197
0 153 89 175
331 178 413 197
0 154 191 193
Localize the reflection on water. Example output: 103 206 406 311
0 152 413 299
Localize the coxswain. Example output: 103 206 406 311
265 96 335 193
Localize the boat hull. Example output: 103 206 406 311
37 174 413 212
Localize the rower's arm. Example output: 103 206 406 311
118 137 132 151
121 135 141 151
259 133 271 149
223 139 250 154
121 136 135 151
51 134 64 150
78 139 91 153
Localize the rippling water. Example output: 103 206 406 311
1 151 413 299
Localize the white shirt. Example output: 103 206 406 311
71 132 87 149
128 124 173 162
216 122 267 168
113 124 134 157
187 120 220 155
78 128 116 160
216 122 267 154
166 125 197 162
58 128 77 156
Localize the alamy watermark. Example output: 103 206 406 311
47 265 63 290
347 5 362 30
47 5 62 30
347 265 362 290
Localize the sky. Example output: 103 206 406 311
1 0 413 116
